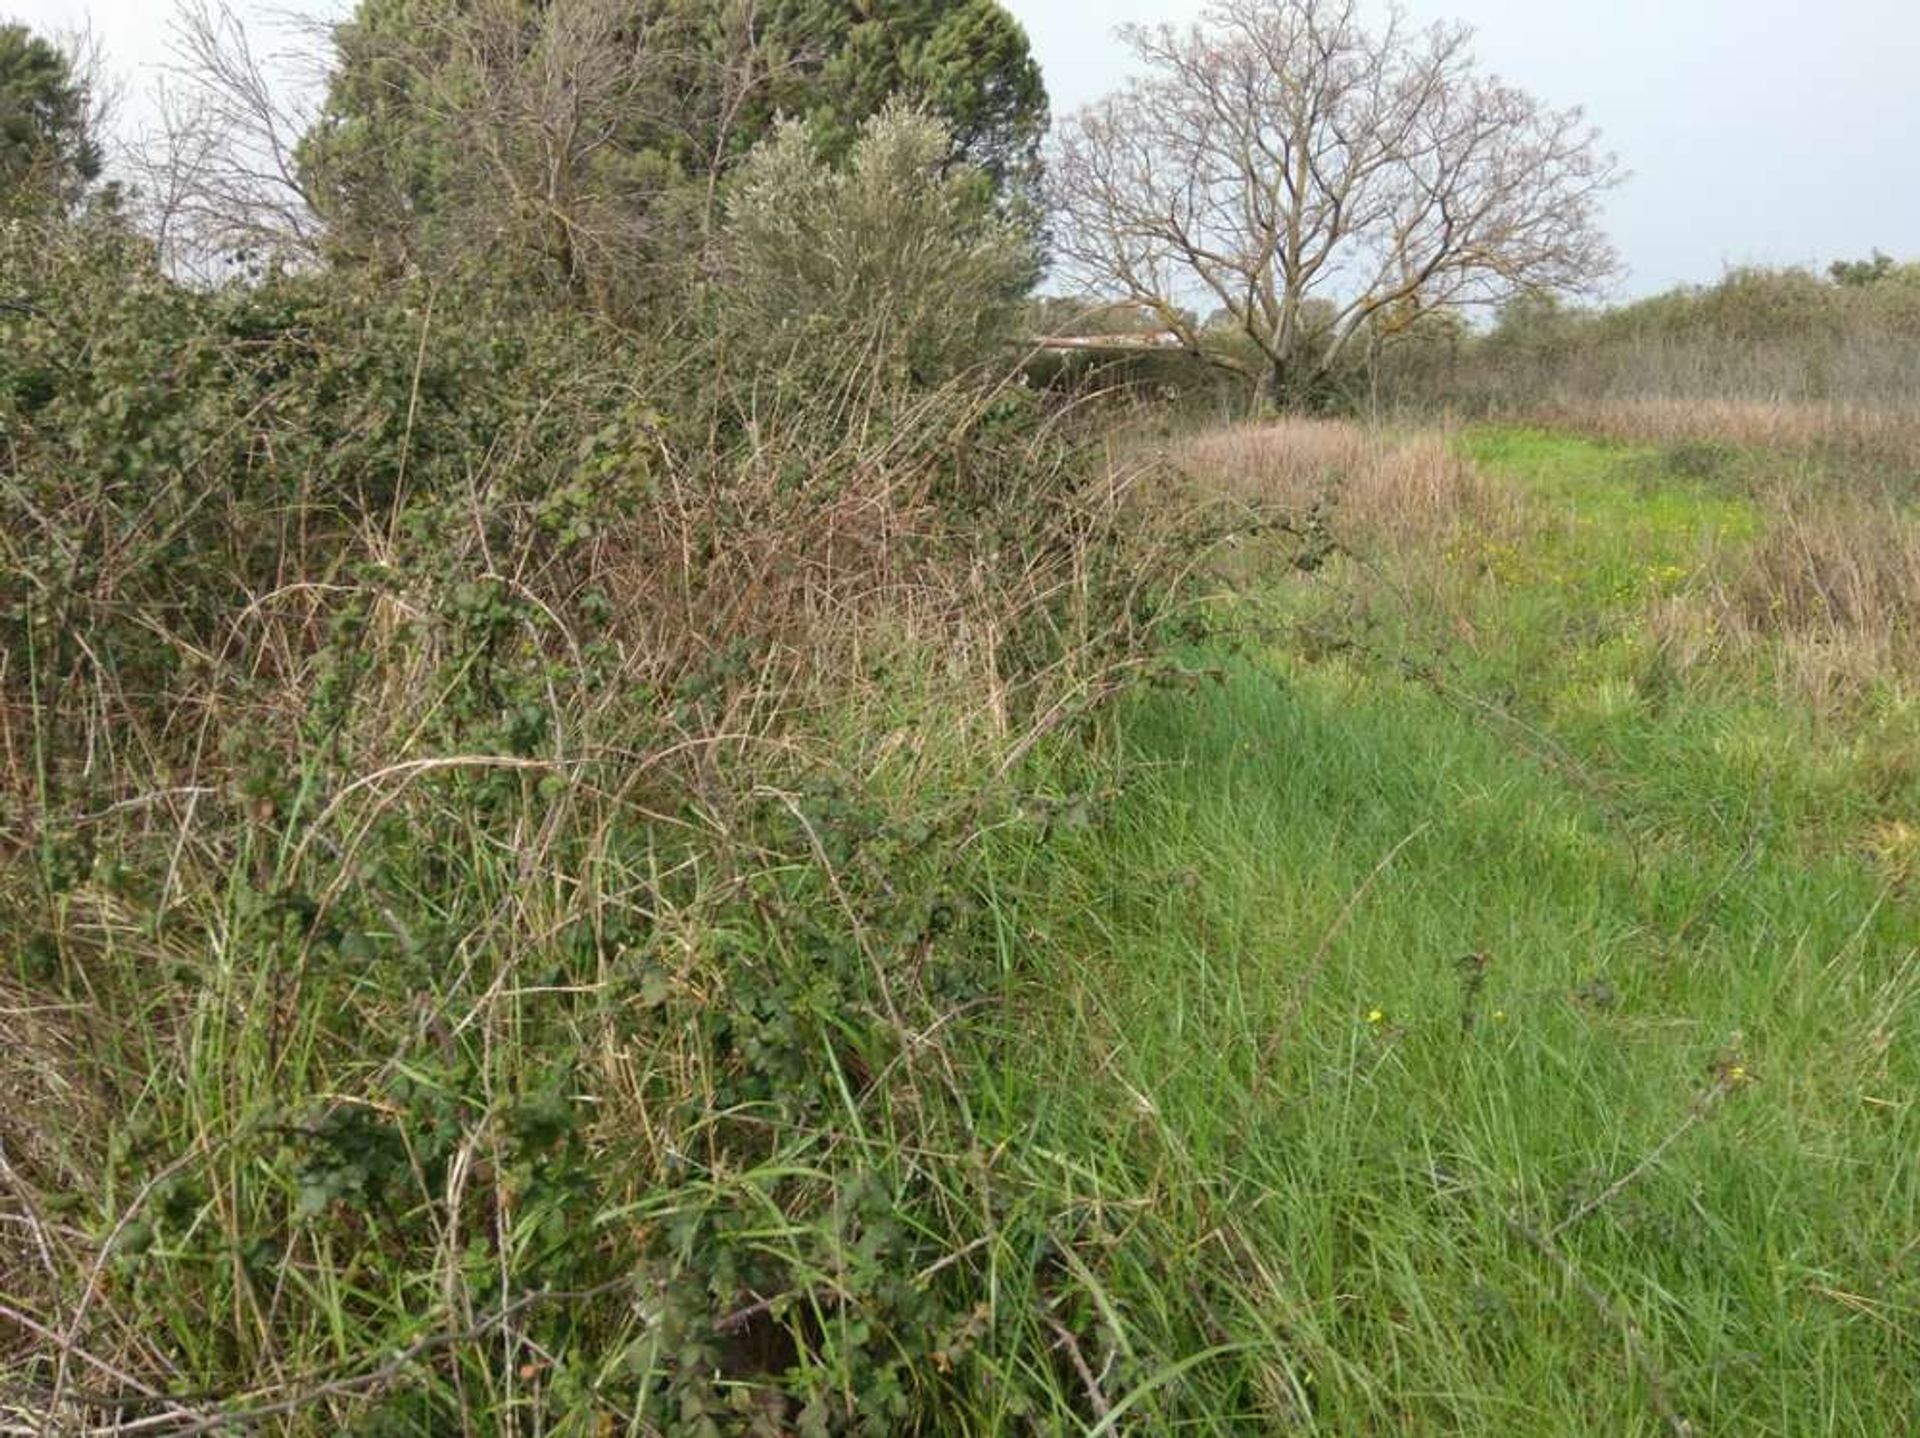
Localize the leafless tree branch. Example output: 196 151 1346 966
127 2 328 278
1048 0 1622 408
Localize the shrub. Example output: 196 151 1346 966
719 103 1038 389
0 191 1190 1432
1382 261 1920 421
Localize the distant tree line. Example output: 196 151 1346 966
1374 256 1920 414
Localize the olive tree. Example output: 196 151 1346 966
721 102 1037 385
1048 0 1621 408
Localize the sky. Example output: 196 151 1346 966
1007 0 1920 297
8 0 1919 298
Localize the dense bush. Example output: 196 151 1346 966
0 50 1189 1435
1379 260 1920 417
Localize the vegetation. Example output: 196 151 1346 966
1047 0 1619 411
740 0 1049 188
1412 262 1920 422
991 420 1916 1432
720 103 1038 386
296 0 1046 310
0 23 102 216
3 1 1916 1433
1078 254 1920 432
0 19 1180 1424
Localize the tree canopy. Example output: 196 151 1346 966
0 24 102 215
294 0 1047 305
745 0 1047 184
1049 0 1619 409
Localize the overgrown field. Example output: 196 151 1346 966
979 421 1917 1433
5 1 1915 1431
0 213 1203 1432
5 233 1916 1438
6 304 1917 1434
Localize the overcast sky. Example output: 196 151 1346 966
1008 0 1920 296
9 0 1918 298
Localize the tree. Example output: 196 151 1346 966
1829 251 1898 288
293 0 1047 308
721 102 1037 386
134 3 330 277
0 24 103 215
1048 0 1620 409
293 0 710 300
746 0 1047 187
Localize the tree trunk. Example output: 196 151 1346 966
1262 354 1315 414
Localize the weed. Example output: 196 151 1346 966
968 417 1920 1433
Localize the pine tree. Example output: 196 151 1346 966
0 25 102 216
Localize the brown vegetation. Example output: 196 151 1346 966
1701 486 1918 706
1176 413 1917 713
1529 397 1920 477
1176 416 1508 557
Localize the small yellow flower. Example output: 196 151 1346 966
1366 1008 1385 1026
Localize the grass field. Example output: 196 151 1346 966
5 414 1913 1433
979 426 1917 1433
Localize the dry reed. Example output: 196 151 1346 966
1175 416 1511 558
1533 396 1920 476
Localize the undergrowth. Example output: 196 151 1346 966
957 420 1916 1434
0 207 1201 1434
4 199 1915 1437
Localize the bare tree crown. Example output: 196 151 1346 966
1048 0 1621 406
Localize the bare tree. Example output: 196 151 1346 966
404 0 685 299
124 0 783 295
129 2 328 278
1048 0 1621 408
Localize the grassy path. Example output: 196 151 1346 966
987 429 1917 1434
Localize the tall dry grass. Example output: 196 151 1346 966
1474 385 1920 704
1423 333 1920 418
1535 397 1920 704
1175 417 1509 557
1175 414 1505 533
1175 414 1917 713
1647 486 1920 707
1528 396 1920 479
1389 262 1920 416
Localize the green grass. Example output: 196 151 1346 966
981 428 1918 1433
9 420 1911 1433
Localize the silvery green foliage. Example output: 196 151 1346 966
723 102 1038 386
